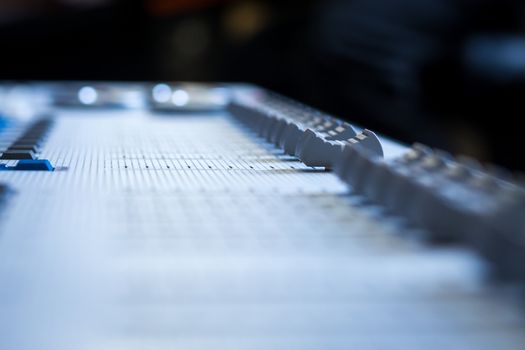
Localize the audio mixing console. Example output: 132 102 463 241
0 82 524 350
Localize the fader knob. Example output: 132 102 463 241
281 123 304 156
333 145 359 182
297 129 384 167
334 146 372 188
270 119 289 145
296 129 345 167
347 130 383 157
324 123 357 141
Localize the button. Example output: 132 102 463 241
9 144 40 152
0 150 36 160
13 159 55 171
0 159 54 171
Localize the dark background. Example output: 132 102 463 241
1 0 524 170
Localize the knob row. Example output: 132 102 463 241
228 93 384 167
228 91 524 282
334 143 525 282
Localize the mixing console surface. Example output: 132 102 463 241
0 83 524 350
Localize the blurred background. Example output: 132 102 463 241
0 0 524 170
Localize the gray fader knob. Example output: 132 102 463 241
333 145 360 182
263 113 286 141
281 123 303 155
365 144 431 204
347 129 384 157
258 114 276 137
325 123 357 141
336 146 375 188
297 129 384 168
295 123 357 158
270 119 289 145
279 117 325 155
350 154 382 195
296 129 346 167
382 153 447 214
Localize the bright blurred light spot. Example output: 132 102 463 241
172 89 189 107
152 84 172 103
122 90 145 109
78 87 98 105
211 87 230 105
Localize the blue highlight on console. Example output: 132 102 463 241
0 159 54 171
